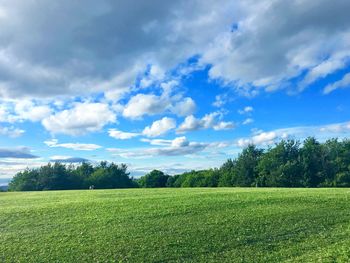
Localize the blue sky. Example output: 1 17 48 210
1 0 350 182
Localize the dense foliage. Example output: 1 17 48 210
8 137 350 191
137 170 170 188
143 137 350 188
8 162 136 191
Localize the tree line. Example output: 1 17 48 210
8 162 137 191
8 137 350 191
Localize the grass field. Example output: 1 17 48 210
1 188 350 262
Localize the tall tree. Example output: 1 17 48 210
258 140 302 187
138 170 170 188
300 137 325 187
234 145 263 186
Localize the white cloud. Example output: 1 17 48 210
140 138 173 146
122 94 170 119
108 129 140 140
213 121 235 131
301 58 347 88
0 158 45 180
108 136 233 160
236 120 350 148
104 88 131 102
0 1 237 99
237 131 278 148
108 136 208 158
238 106 254 115
142 117 176 137
122 91 197 120
177 112 234 133
0 103 17 123
171 97 196 117
212 93 231 108
0 126 25 138
201 0 350 94
42 102 116 135
0 99 52 124
0 104 9 122
160 80 179 96
319 122 350 133
44 139 102 151
108 117 176 140
14 100 52 122
0 0 349 101
176 115 201 133
323 73 350 94
171 136 190 147
242 118 254 125
140 65 166 88
50 155 73 160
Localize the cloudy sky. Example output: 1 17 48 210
1 0 350 183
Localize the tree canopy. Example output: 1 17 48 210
9 162 136 191
8 137 350 191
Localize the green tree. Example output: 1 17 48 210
258 140 302 187
88 163 133 189
234 145 263 186
300 137 325 187
218 159 236 187
138 170 170 188
8 169 40 191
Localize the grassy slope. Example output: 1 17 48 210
1 188 350 262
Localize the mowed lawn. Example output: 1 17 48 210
1 188 350 262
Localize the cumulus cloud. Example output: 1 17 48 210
0 0 237 99
201 0 350 94
323 73 350 94
109 117 176 140
171 98 196 117
213 121 235 131
44 139 102 151
108 136 207 158
0 99 53 126
108 129 140 140
237 132 282 148
0 0 349 101
14 100 52 122
177 112 234 133
122 91 196 120
122 94 170 119
42 102 116 135
140 65 166 89
142 117 176 137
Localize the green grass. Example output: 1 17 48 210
1 188 350 262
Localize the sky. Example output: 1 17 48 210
1 0 350 183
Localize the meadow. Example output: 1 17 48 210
1 188 350 262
